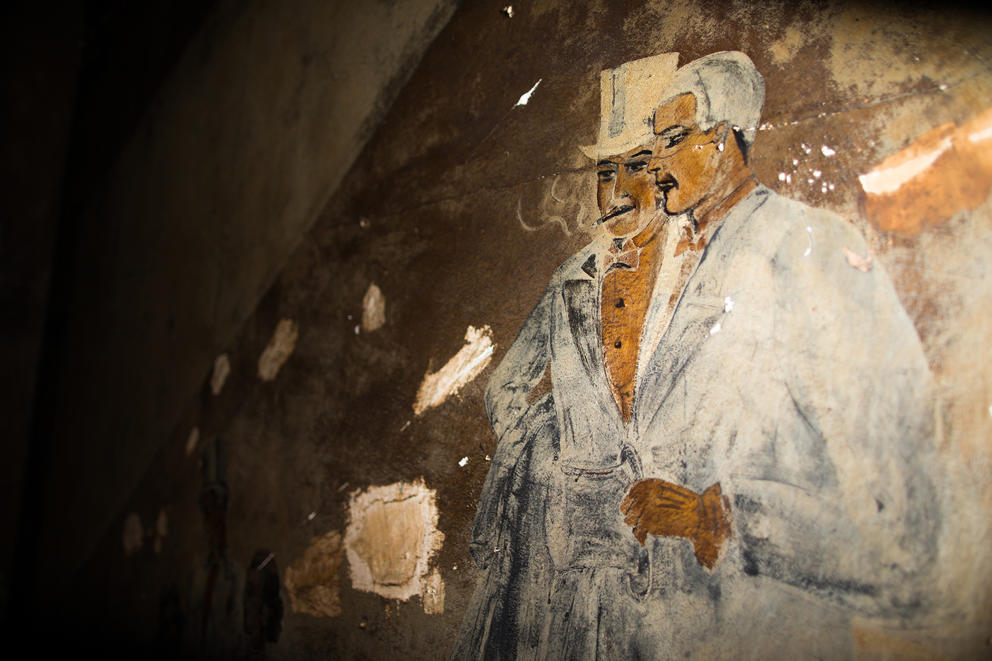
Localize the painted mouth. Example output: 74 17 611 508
596 204 635 225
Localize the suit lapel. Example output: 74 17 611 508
559 245 620 420
635 188 771 435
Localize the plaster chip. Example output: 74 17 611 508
284 530 345 618
422 568 445 615
122 513 143 557
361 283 386 332
211 353 231 395
515 79 541 107
258 318 299 381
843 246 874 272
344 480 444 603
156 508 169 538
185 426 200 457
414 325 495 415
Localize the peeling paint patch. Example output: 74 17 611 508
284 530 345 618
344 480 444 603
843 246 874 272
361 283 386 332
414 326 495 415
122 513 143 557
258 319 298 381
211 354 231 395
458 456 469 467
185 427 200 457
860 106 992 236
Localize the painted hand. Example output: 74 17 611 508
620 479 731 569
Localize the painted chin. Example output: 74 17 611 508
605 207 655 237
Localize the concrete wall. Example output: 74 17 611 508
33 0 457 602
39 0 992 658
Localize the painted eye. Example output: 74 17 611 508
598 170 616 182
626 161 647 173
665 132 689 148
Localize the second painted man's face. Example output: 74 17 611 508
596 143 660 238
649 93 726 216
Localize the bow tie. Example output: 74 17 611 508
603 238 640 272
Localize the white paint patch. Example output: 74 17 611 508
515 79 542 107
821 145 836 157
122 513 143 557
812 170 822 179
804 226 813 257
414 325 495 415
185 427 200 457
858 137 952 195
344 480 444 603
968 125 992 144
211 353 231 395
361 283 386 332
258 318 299 381
723 296 735 313
501 5 514 18
778 172 786 182
458 456 469 468
422 568 445 614
710 321 722 335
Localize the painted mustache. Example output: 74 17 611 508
596 205 635 225
656 174 678 192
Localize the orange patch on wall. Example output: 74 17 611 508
860 106 992 236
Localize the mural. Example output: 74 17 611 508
455 52 942 659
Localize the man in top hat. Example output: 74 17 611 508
453 51 700 659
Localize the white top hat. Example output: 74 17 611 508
579 52 680 160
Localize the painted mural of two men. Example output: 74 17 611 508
454 52 941 659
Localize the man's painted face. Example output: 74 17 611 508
596 143 660 238
649 93 725 215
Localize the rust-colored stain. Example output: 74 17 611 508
860 106 992 236
620 478 732 570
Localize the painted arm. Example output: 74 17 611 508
469 285 555 569
733 213 941 619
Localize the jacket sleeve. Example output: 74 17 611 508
469 284 556 569
484 284 555 443
731 209 942 621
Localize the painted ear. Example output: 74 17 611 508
710 121 731 146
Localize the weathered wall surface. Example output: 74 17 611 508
58 0 992 658
33 0 458 601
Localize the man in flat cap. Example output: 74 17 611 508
456 51 940 659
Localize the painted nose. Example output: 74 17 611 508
613 167 635 206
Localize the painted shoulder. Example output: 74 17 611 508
740 187 868 269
